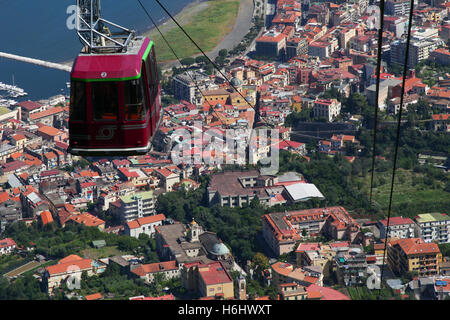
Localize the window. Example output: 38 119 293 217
124 77 148 121
70 81 86 121
92 82 119 121
145 47 159 106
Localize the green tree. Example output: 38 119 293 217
218 49 228 58
180 57 195 67
251 252 269 274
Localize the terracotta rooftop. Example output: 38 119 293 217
126 214 166 230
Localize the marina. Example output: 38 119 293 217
0 81 27 106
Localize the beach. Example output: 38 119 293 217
144 0 254 67
142 0 209 39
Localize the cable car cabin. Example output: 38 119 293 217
68 37 161 156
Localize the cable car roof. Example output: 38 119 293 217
71 37 153 82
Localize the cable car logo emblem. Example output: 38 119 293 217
96 126 117 140
101 72 108 78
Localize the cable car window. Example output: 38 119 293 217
70 81 86 121
151 47 159 98
145 56 156 106
124 77 148 121
144 56 155 106
92 82 119 121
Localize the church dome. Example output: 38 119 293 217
230 77 242 87
211 243 230 256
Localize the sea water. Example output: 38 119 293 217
0 0 194 100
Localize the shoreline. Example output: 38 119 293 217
140 0 207 39
153 0 253 68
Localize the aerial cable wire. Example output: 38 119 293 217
151 0 258 113
136 0 227 129
369 0 386 204
138 0 299 151
137 0 271 166
379 0 415 291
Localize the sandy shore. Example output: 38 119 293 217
156 0 254 69
142 0 208 39
206 0 254 59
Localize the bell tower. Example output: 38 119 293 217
236 274 247 300
189 218 200 242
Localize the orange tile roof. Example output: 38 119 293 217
44 152 57 160
69 212 105 227
432 114 450 121
271 262 294 276
46 256 92 276
391 238 440 255
29 106 64 120
37 125 64 137
156 168 175 178
0 192 10 204
40 211 54 225
131 260 178 277
127 213 166 230
85 293 103 300
11 134 26 141
10 152 22 160
304 276 319 284
58 254 84 264
19 172 29 181
307 291 323 299
80 170 99 177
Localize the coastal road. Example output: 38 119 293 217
205 0 255 60
160 0 255 70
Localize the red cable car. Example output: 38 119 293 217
68 1 161 156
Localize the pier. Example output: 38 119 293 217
0 51 72 72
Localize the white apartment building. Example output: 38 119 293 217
415 213 450 244
378 216 416 239
313 99 341 122
124 214 166 239
0 238 16 255
119 191 155 222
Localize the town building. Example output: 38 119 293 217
378 216 417 239
155 219 234 269
115 191 156 222
43 254 106 294
130 260 180 283
334 246 367 286
431 114 450 132
313 99 341 122
387 238 442 277
255 30 287 59
173 71 217 106
271 261 323 287
0 238 17 255
207 170 275 208
278 282 308 300
295 242 336 277
262 207 359 256
282 183 325 203
386 0 411 16
390 38 443 68
415 213 450 244
68 212 105 231
181 261 234 299
124 213 166 238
